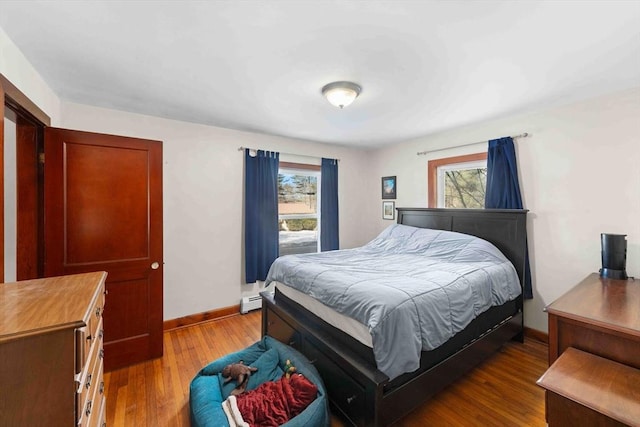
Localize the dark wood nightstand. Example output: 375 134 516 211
538 273 640 426
537 347 640 426
546 273 639 368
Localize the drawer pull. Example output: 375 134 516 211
85 373 92 389
86 334 92 342
95 306 101 318
346 395 357 405
85 400 92 417
99 349 105 359
99 381 105 395
98 329 104 340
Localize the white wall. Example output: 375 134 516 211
60 101 372 320
0 25 61 124
1 24 60 283
365 87 640 333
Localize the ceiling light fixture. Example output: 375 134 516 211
321 81 361 109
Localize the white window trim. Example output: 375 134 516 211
436 160 487 208
278 167 321 252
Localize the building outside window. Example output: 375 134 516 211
428 152 487 208
278 164 320 255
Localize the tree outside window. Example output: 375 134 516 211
428 153 487 208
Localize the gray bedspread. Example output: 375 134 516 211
265 224 521 380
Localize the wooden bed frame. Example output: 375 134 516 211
261 208 528 426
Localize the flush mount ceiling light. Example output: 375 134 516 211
321 81 361 109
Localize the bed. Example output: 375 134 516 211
261 208 528 426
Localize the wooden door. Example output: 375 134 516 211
44 128 163 371
15 111 43 280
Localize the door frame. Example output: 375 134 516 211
0 74 50 282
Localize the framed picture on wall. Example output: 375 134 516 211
382 176 397 199
383 201 395 220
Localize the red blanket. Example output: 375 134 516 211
223 373 318 427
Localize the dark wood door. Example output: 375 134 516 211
44 128 163 371
15 111 43 281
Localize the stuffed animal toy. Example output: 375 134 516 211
221 361 258 395
283 359 297 379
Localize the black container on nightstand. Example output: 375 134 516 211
600 233 628 280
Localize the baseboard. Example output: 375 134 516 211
163 304 241 331
524 327 548 344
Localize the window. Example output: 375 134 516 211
428 152 487 208
278 162 321 255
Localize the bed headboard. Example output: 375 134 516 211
397 208 528 288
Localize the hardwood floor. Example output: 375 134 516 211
104 311 548 426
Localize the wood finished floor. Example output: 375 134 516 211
104 311 548 426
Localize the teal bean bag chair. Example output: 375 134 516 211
190 336 329 427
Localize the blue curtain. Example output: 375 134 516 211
320 158 339 251
485 137 533 299
244 149 280 283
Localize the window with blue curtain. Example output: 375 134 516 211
320 158 339 251
277 164 320 255
485 137 533 299
244 149 279 283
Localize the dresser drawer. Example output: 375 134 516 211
89 362 105 427
266 308 301 349
89 290 105 345
76 305 105 373
77 317 104 371
79 357 104 427
304 339 366 427
94 392 107 427
76 321 104 422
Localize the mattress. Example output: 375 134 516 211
275 281 373 348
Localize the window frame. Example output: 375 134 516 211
277 162 321 254
427 152 488 208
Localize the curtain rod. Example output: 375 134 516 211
238 146 340 162
416 132 530 156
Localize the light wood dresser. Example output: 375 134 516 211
0 271 107 426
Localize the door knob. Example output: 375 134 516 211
151 262 160 270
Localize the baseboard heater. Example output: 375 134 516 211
241 294 262 314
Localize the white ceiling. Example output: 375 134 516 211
0 1 639 148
